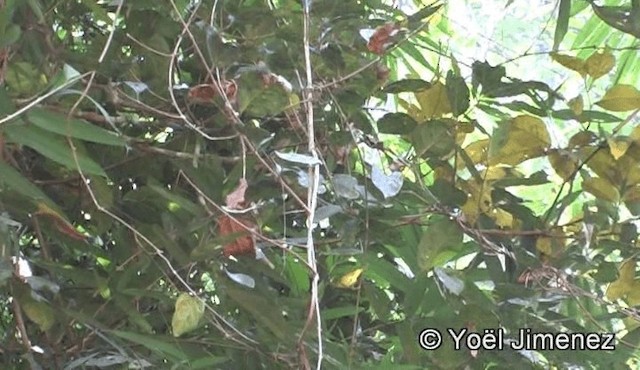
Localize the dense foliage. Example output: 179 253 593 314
3 0 640 368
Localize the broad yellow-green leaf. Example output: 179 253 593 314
335 268 364 288
414 81 452 120
548 149 578 181
411 120 455 158
568 131 597 148
631 126 640 144
568 95 584 116
596 84 640 112
456 139 489 170
582 177 620 202
3 123 107 177
112 330 188 361
0 162 58 209
551 53 587 76
628 286 640 306
617 153 640 186
585 50 615 79
608 137 630 160
225 285 288 340
488 115 551 165
624 185 640 202
607 260 636 301
461 181 492 224
579 148 619 184
28 108 126 147
481 166 509 181
171 293 204 337
417 217 463 271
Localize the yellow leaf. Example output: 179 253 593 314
596 84 640 112
631 126 640 143
617 152 640 186
461 181 492 224
568 95 584 116
172 293 204 337
624 186 640 202
457 139 489 170
582 177 620 202
579 148 620 184
415 81 452 120
607 260 636 301
627 282 640 306
568 131 597 148
551 53 587 76
482 166 509 181
488 115 551 166
336 268 364 288
548 149 578 181
585 50 615 80
608 137 631 160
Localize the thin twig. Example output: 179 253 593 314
297 2 323 369
0 72 90 126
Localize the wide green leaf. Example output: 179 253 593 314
27 108 126 146
4 123 107 176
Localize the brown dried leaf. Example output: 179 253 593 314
225 178 248 209
218 215 255 258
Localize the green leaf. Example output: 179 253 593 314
382 79 431 94
553 0 571 50
488 115 551 165
3 123 107 177
322 306 364 320
361 252 411 293
0 23 20 49
417 216 463 271
0 161 57 208
445 70 470 116
582 177 620 202
407 3 442 25
471 61 506 95
111 330 187 362
411 120 454 158
377 113 417 134
225 285 289 340
27 108 126 146
148 181 201 215
172 293 205 337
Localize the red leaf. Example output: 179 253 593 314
218 215 255 258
